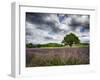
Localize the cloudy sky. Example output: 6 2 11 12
26 12 90 44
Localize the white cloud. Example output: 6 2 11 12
43 14 59 23
26 13 89 44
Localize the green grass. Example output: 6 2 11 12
26 53 89 67
26 45 89 67
70 44 89 48
39 44 89 48
26 56 84 67
26 43 89 48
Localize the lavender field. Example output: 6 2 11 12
26 47 89 67
26 13 90 67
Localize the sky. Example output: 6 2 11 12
26 12 90 44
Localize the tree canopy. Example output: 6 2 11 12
62 33 80 47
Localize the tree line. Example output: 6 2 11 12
26 33 88 48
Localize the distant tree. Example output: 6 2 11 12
62 33 80 47
26 43 33 48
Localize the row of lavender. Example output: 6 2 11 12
26 47 89 67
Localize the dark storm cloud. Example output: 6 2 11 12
26 12 62 34
36 23 62 34
26 12 90 44
26 13 49 24
68 15 90 30
44 36 54 40
26 28 32 36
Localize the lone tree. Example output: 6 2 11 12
62 33 80 47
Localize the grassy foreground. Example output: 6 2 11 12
26 47 89 67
